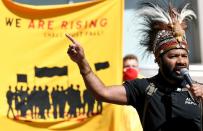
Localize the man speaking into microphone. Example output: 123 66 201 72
66 2 203 131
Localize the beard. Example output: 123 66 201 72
160 60 186 83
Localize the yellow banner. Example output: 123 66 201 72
0 0 142 131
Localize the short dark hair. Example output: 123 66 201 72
123 54 138 62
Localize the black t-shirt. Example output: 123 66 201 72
123 73 201 131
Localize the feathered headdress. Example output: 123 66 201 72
137 2 196 60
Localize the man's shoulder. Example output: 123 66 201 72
123 75 157 91
136 75 156 82
129 77 152 91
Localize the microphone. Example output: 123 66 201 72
180 68 199 103
180 68 193 87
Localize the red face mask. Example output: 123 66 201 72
123 68 138 81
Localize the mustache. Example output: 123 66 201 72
173 66 188 72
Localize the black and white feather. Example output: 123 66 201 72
136 2 196 54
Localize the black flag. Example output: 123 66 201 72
17 74 27 83
94 61 110 71
35 66 68 77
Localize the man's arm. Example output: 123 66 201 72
66 34 128 105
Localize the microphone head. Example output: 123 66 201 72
180 68 189 76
